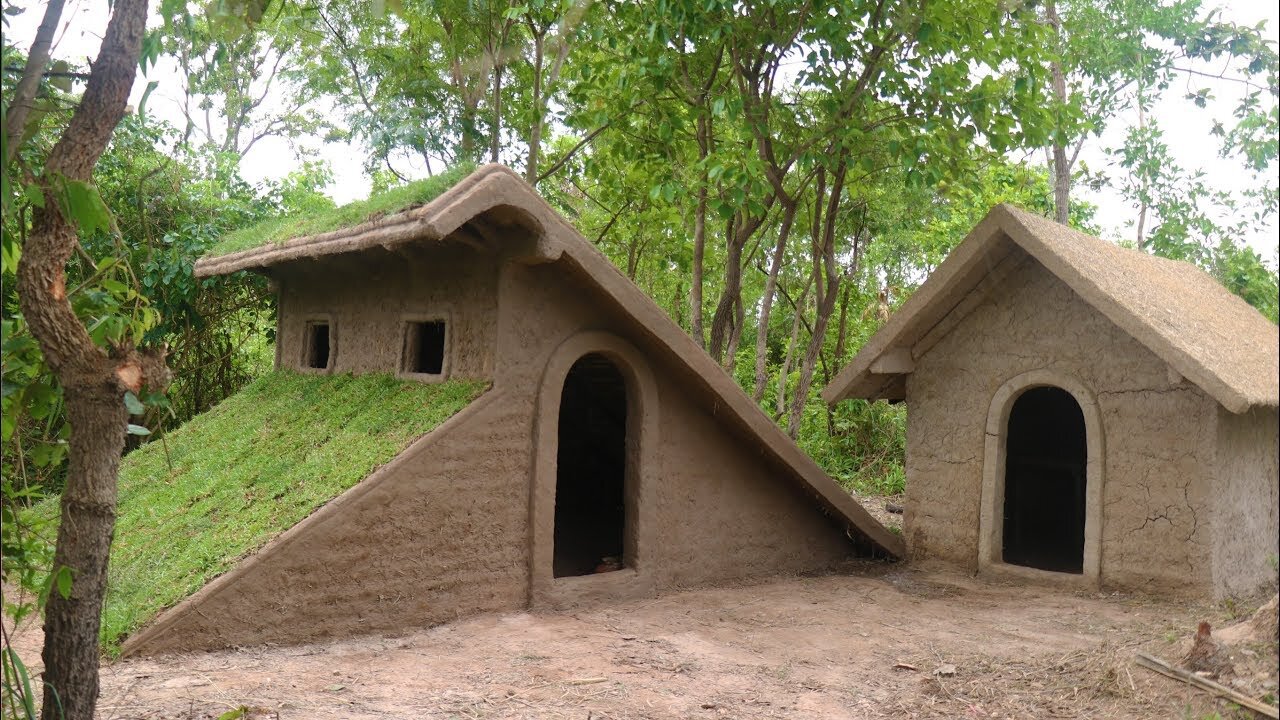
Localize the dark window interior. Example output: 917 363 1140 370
1002 386 1087 573
554 354 627 578
404 321 446 375
305 322 330 370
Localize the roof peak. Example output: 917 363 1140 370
823 204 1278 413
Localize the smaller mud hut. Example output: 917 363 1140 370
823 205 1279 599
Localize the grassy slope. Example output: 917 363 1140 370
206 163 477 258
99 371 487 651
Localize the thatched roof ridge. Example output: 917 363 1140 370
195 164 905 558
822 204 1280 414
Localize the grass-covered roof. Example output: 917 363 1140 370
34 371 487 653
205 163 477 259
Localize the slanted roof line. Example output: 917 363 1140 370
822 204 1279 413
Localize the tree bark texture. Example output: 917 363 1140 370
13 0 169 717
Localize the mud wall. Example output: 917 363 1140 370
275 243 499 378
905 246 1218 595
1211 407 1280 598
127 242 855 654
498 261 853 596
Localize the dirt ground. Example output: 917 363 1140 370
6 564 1278 720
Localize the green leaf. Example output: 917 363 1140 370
216 708 247 720
138 80 160 119
127 423 152 436
22 184 45 208
57 178 114 237
55 565 73 600
124 391 145 415
49 60 73 93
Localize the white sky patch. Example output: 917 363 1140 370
5 0 1277 260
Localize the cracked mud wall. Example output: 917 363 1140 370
1211 406 1279 599
127 240 855 654
905 247 1218 594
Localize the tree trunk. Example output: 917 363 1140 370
3 0 66 163
752 202 796 402
490 62 503 163
39 384 127 719
787 162 847 438
707 216 743 365
689 114 710 349
725 292 745 375
691 183 708 349
1045 0 1071 224
13 1 169 717
776 278 812 419
833 280 852 366
526 30 544 183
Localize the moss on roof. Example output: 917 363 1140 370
206 163 477 259
32 371 487 653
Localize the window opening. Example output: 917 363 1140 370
305 322 330 370
403 321 446 375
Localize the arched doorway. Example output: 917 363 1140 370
1002 386 1088 573
553 353 628 577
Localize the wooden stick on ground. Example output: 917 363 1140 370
1134 652 1279 719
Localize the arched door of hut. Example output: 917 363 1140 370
553 353 629 578
1002 386 1088 574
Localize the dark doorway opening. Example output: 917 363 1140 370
404 320 446 375
305 322 330 370
1002 386 1087 573
554 353 628 578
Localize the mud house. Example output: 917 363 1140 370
823 205 1279 599
117 164 901 655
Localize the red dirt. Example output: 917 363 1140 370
6 565 1278 719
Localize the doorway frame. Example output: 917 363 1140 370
529 331 658 608
978 370 1105 588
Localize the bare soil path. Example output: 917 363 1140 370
7 565 1277 719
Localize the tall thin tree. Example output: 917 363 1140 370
13 0 170 716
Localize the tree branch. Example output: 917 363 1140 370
3 0 67 163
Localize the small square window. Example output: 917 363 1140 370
403 320 446 375
304 321 332 370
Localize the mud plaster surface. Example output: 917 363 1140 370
905 250 1238 595
10 568 1277 719
126 242 857 654
1213 407 1280 597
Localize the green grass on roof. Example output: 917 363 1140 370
34 371 487 653
207 163 478 258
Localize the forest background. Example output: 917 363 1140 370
1 0 1278 714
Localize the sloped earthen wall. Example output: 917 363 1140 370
906 244 1219 595
1212 407 1280 598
